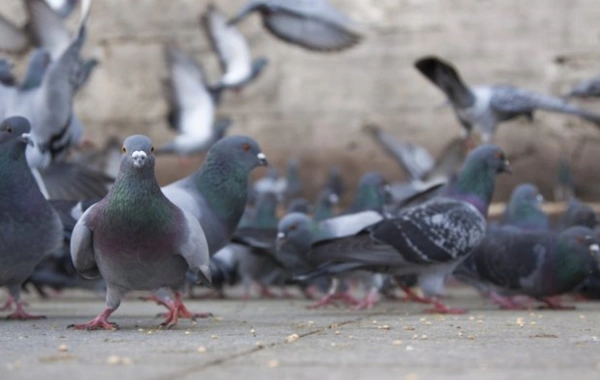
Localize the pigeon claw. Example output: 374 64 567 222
399 286 431 304
424 299 467 315
538 297 575 310
5 301 45 320
68 308 118 330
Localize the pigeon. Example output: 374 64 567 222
557 198 598 231
157 46 231 156
162 135 268 255
568 73 600 98
468 226 600 309
415 56 600 142
323 166 344 198
345 172 390 214
0 0 86 57
201 4 268 91
314 188 338 221
287 197 312 214
69 135 211 330
230 191 287 298
553 156 575 202
1 0 92 170
296 145 511 313
276 211 385 308
228 0 364 52
502 183 549 231
0 116 63 320
282 159 302 201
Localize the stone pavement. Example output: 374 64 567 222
0 288 599 380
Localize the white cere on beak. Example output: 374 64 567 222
257 152 266 160
277 232 286 239
590 244 600 254
536 194 544 203
131 150 147 167
21 133 34 146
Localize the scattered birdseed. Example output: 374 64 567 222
58 344 68 352
197 346 207 353
286 333 300 343
267 359 279 368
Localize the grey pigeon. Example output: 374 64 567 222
287 197 312 214
468 226 599 309
314 188 338 221
323 166 344 198
162 135 268 255
201 4 268 91
568 73 600 98
157 46 231 156
1 0 92 170
69 135 211 330
229 0 364 52
0 116 63 319
455 183 549 308
502 183 549 231
277 211 385 308
345 172 390 214
556 198 598 231
296 145 512 313
0 0 85 57
415 56 600 142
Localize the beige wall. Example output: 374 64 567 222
2 0 600 202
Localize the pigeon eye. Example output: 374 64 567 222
122 146 127 153
496 151 504 160
242 143 250 152
6 127 12 133
151 146 155 153
289 224 297 231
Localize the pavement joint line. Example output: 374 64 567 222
150 310 390 379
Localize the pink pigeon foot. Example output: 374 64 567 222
68 308 117 330
489 292 528 310
399 285 431 304
424 299 467 314
0 295 15 311
539 297 575 310
353 289 379 310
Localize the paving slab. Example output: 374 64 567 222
0 288 599 380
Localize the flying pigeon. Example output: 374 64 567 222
415 56 600 142
157 45 231 157
228 0 364 52
201 4 268 91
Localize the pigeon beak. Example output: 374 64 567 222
196 264 212 287
536 194 544 203
502 159 512 174
131 150 147 168
20 133 34 147
257 152 268 166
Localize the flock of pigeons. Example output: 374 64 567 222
1 0 600 330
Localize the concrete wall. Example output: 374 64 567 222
2 0 600 202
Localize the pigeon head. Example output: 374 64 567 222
0 116 33 148
503 183 549 231
349 172 390 213
560 226 600 262
561 199 598 230
120 135 155 171
206 135 268 171
450 144 511 215
287 198 312 214
276 212 313 255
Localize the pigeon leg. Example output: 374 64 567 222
424 298 466 314
489 292 528 310
0 295 15 311
308 293 339 309
353 288 380 310
399 285 431 304
258 283 278 299
5 285 45 320
140 294 173 310
159 292 212 328
301 285 321 300
539 297 575 310
68 308 118 330
333 291 360 306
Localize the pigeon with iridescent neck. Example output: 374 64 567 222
69 135 211 330
0 116 63 320
296 145 511 314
